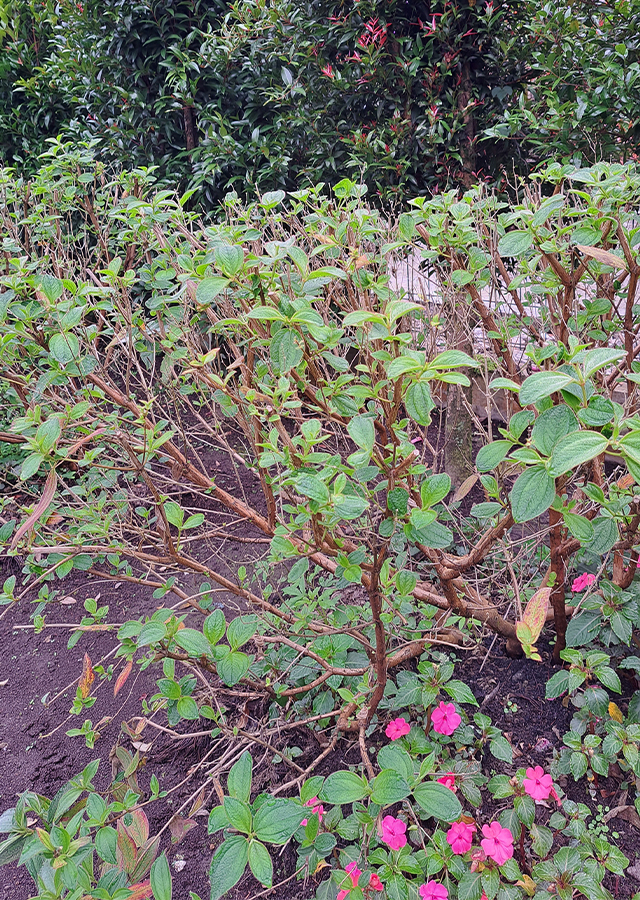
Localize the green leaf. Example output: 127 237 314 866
209 836 248 900
215 244 244 278
387 356 423 378
248 840 273 887
223 797 252 834
519 371 575 406
582 348 625 378
270 330 302 373
405 380 435 426
548 431 608 477
476 441 513 472
296 475 329 504
20 453 44 480
376 746 414 782
583 517 618 555
570 751 588 780
203 610 226 646
217 649 250 686
412 782 462 822
562 511 594 543
174 628 212 658
347 416 375 452
443 680 478 705
498 231 533 257
514 794 535 827
227 751 253 804
510 466 556 523
176 697 199 720
163 501 184 528
137 622 167 646
531 405 579 457
370 770 411 806
545 670 570 699
457 869 484 900
565 611 601 647
489 736 513 763
413 520 453 548
227 615 257 650
577 396 615 428
388 487 409 515
196 276 230 305
253 799 305 844
95 826 117 864
420 473 451 507
49 333 80 365
38 274 64 303
36 417 61 452
319 771 369 805
429 350 478 369
334 496 368 520
150 852 172 900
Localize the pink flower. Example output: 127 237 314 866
437 772 457 792
418 882 448 900
571 572 596 592
320 64 335 79
523 766 554 801
481 822 514 865
381 815 407 850
300 796 324 827
385 717 411 740
446 820 476 854
368 874 384 891
431 702 461 736
337 861 362 900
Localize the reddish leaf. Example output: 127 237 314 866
79 653 95 699
522 586 551 644
114 659 133 697
169 814 198 845
122 808 149 848
125 881 153 899
10 468 57 549
116 821 138 874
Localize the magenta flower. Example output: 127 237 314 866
571 572 596 592
368 874 384 891
418 882 449 900
446 820 476 854
385 717 411 740
481 822 514 865
300 796 324 827
431 702 461 736
437 772 457 792
381 815 407 850
523 766 554 801
337 861 361 900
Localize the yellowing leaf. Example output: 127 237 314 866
522 586 551 644
609 701 624 723
79 652 95 699
516 875 536 897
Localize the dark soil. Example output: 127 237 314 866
1 417 639 899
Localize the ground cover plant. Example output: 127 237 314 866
0 146 639 898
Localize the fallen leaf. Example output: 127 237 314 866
10 468 57 549
604 804 640 830
79 652 95 699
0 679 8 687
60 596 76 605
453 474 477 502
169 814 198 845
114 658 133 697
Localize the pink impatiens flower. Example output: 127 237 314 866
571 572 596 592
437 772 457 792
523 766 554 801
418 882 449 900
431 702 462 736
381 815 407 850
446 820 476 854
337 861 361 900
481 822 514 865
385 717 411 740
368 874 384 891
300 796 324 827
